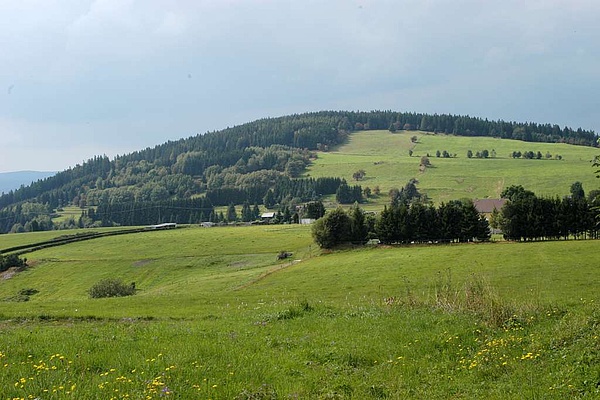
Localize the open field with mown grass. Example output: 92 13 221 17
305 130 599 208
51 205 85 224
0 226 130 251
0 225 599 398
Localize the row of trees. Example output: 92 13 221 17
510 151 561 160
435 150 457 158
312 199 491 249
467 149 496 158
314 177 599 248
497 185 599 241
335 183 364 204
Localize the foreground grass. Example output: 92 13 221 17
0 227 599 399
2 302 598 399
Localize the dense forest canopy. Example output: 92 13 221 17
0 111 597 233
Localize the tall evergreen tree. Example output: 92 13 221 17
226 204 237 222
349 204 368 244
241 202 253 222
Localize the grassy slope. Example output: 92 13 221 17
0 225 316 317
52 205 85 223
1 227 598 315
0 227 128 250
305 130 599 207
0 227 599 398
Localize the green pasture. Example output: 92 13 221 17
0 225 315 317
0 226 599 398
0 227 127 251
306 130 599 207
52 205 85 223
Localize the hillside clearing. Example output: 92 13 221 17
306 130 599 206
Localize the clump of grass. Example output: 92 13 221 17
4 288 39 302
425 269 544 328
261 299 314 322
433 270 515 327
234 383 278 400
276 299 313 320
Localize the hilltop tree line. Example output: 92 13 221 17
0 111 596 234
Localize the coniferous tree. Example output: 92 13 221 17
349 204 368 244
570 181 585 200
241 202 253 222
263 189 276 208
252 204 261 220
303 201 326 219
375 205 398 244
226 203 237 222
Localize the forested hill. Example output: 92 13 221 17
0 111 597 233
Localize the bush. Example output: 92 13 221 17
88 279 136 298
0 254 27 273
311 208 351 248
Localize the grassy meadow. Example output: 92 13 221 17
52 206 85 224
305 130 599 208
1 225 599 399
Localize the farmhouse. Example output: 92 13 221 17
260 212 276 222
474 198 506 234
473 199 507 214
146 223 177 230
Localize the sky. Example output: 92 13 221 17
1 0 599 173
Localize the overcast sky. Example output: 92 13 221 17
1 0 599 173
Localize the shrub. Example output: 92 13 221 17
88 279 136 299
0 254 27 273
312 208 351 248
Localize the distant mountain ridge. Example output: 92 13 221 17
0 171 56 195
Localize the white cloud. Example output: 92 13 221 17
0 0 599 172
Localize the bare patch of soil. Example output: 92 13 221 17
1 266 25 280
133 259 154 267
